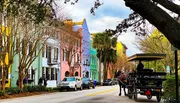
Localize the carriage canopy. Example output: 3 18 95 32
128 53 166 61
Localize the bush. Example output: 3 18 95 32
0 90 5 96
163 75 180 101
2 85 57 96
96 82 101 86
25 85 46 92
5 87 21 95
52 87 60 92
45 87 54 92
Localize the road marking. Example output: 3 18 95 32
86 88 117 96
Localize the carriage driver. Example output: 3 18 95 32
137 60 144 72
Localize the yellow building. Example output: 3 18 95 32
0 25 11 88
116 41 127 56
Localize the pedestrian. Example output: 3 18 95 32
42 75 47 87
23 77 28 87
94 80 97 87
16 79 19 87
43 77 47 87
38 77 43 86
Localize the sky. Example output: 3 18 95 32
58 0 142 56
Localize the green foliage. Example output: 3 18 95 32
93 32 117 62
143 61 165 72
0 90 5 96
2 85 57 96
163 75 180 100
5 87 21 95
45 87 54 92
24 86 46 92
135 29 174 72
96 82 101 86
1 0 56 24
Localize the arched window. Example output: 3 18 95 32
65 71 69 77
75 72 78 76
86 71 89 78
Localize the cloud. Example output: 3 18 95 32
89 16 123 33
58 0 140 56
118 30 142 56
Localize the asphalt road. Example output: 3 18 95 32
0 85 163 103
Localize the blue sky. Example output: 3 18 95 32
58 0 142 56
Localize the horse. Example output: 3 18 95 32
115 70 128 96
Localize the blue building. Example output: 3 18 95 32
73 19 91 78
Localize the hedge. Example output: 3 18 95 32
0 85 59 96
163 75 180 102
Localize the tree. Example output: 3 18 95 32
135 29 174 72
106 48 117 78
93 32 117 80
58 23 82 76
0 0 63 90
0 17 14 91
116 0 180 49
92 33 104 82
15 19 55 89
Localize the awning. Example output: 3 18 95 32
128 53 166 61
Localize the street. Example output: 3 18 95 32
0 85 162 103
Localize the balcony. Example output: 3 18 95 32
47 57 58 65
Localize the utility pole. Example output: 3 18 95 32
174 49 179 103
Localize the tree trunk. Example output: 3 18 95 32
98 51 102 84
18 67 24 89
124 0 180 49
103 55 107 80
71 67 74 76
1 66 6 91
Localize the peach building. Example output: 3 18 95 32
60 20 82 81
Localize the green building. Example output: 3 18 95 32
11 50 42 87
90 40 98 81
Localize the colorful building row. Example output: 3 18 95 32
7 18 99 87
1 18 127 88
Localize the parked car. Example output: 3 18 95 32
113 78 118 85
103 79 115 86
59 76 83 91
82 78 95 89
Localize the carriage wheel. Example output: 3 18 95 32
128 87 133 99
147 95 152 99
133 87 138 101
156 93 161 102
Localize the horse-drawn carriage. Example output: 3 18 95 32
126 53 167 102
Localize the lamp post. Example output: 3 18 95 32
172 45 179 103
175 50 179 103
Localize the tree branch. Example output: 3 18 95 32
124 0 180 49
152 0 180 15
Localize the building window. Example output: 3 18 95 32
42 45 45 57
51 68 55 80
28 66 33 79
46 67 50 80
54 48 58 60
46 45 48 58
63 49 66 61
75 72 78 76
42 67 45 77
65 71 69 77
55 69 57 80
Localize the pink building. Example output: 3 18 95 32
60 20 82 81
